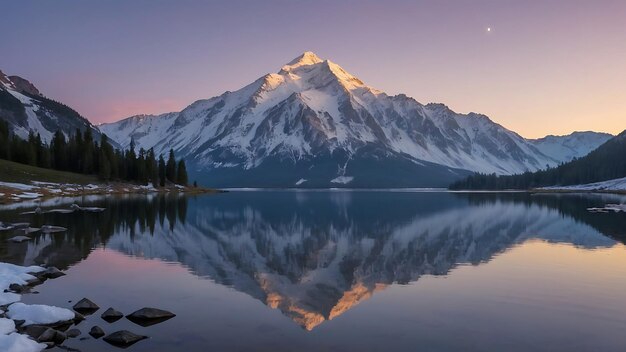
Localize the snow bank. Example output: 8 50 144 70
588 204 626 213
0 333 46 352
0 263 53 352
6 303 75 326
15 192 43 199
0 263 44 291
540 176 626 192
330 176 354 184
0 318 15 334
0 292 21 306
0 182 37 191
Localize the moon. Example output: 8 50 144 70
487 27 492 32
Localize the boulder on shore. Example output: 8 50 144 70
40 266 65 279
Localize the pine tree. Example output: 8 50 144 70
0 120 9 159
126 140 137 181
98 148 111 180
26 132 38 166
147 148 159 187
137 148 147 184
166 149 176 183
158 154 166 187
82 129 95 174
176 160 188 186
50 130 67 170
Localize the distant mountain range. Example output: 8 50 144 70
451 130 626 190
100 52 611 187
0 70 111 145
0 54 613 187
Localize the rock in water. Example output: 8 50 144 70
103 330 147 347
66 328 81 338
0 222 15 231
40 225 67 233
32 266 65 280
23 326 67 345
73 298 100 314
22 227 40 234
7 235 31 243
73 312 86 322
81 207 105 212
22 325 48 340
126 307 176 327
37 328 67 344
101 307 124 323
89 325 105 338
40 266 65 279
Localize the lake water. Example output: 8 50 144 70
1 191 626 351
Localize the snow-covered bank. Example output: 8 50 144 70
0 263 73 351
538 177 626 193
0 181 215 204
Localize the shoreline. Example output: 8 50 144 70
0 180 221 205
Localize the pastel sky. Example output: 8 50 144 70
1 0 624 138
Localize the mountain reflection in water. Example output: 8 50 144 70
1 191 625 331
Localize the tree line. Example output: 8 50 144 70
449 130 626 190
0 120 189 186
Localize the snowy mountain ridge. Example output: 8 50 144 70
98 52 611 187
530 131 612 163
0 69 107 144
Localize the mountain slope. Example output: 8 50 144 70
101 52 609 188
450 130 626 190
530 131 612 163
0 70 106 144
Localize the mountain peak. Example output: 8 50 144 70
8 75 41 96
280 51 324 72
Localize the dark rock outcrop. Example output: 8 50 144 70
103 330 148 348
72 298 99 314
101 307 124 323
126 307 175 327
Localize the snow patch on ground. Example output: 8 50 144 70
0 332 46 352
0 182 36 191
0 292 21 306
6 303 75 326
0 263 54 351
587 204 626 213
330 176 354 184
540 176 626 192
0 263 44 291
0 318 15 335
15 192 43 199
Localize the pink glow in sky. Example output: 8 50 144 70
1 0 624 138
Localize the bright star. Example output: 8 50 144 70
487 27 492 32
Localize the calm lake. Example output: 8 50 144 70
1 191 626 351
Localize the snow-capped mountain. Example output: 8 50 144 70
101 52 610 187
530 131 612 163
0 69 104 143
